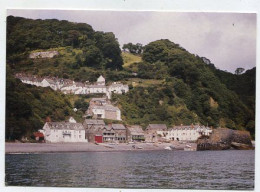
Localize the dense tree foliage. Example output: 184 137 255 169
123 43 143 54
115 39 255 137
7 16 123 70
6 66 75 140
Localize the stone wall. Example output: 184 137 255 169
105 110 118 120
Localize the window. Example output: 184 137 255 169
79 135 81 138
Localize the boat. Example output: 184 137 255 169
164 146 172 150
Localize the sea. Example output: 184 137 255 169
5 150 255 190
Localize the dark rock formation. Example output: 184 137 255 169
197 128 253 150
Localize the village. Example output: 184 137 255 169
15 73 129 99
15 69 212 151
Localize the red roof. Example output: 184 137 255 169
34 132 44 137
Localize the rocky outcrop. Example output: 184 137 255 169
29 51 59 58
197 128 253 150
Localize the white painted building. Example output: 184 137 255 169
41 78 58 90
157 125 212 141
15 73 129 96
88 85 107 94
108 83 129 94
97 75 105 85
40 121 88 143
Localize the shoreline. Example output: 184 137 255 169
5 142 194 154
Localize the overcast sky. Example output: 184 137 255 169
7 10 256 73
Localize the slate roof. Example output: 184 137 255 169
104 124 126 131
44 78 56 85
90 97 107 101
45 122 84 130
84 119 105 126
92 105 119 112
88 85 107 88
127 125 144 135
169 125 211 130
147 124 167 131
111 124 126 130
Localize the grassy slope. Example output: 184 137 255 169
126 78 164 87
122 52 142 68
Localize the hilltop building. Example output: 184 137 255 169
108 82 129 94
15 73 129 98
97 75 105 85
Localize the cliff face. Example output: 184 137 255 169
197 128 253 150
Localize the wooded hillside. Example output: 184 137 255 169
6 16 256 140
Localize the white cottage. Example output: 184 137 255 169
41 78 58 90
88 85 107 94
157 125 212 141
97 75 106 85
108 83 129 94
40 122 88 143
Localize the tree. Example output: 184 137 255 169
235 68 245 75
123 43 143 54
84 45 103 68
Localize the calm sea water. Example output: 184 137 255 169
5 150 254 190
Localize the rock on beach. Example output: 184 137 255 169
197 128 253 150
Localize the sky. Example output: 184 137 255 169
7 9 256 73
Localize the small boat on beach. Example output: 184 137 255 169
165 146 172 150
184 144 196 151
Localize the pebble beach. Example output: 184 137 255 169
5 142 197 154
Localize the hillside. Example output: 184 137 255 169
5 16 256 140
7 15 123 71
122 51 142 68
114 39 255 137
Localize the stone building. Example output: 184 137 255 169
84 122 127 143
126 125 145 142
89 104 121 121
102 124 127 143
83 119 105 143
145 124 167 142
89 97 108 106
